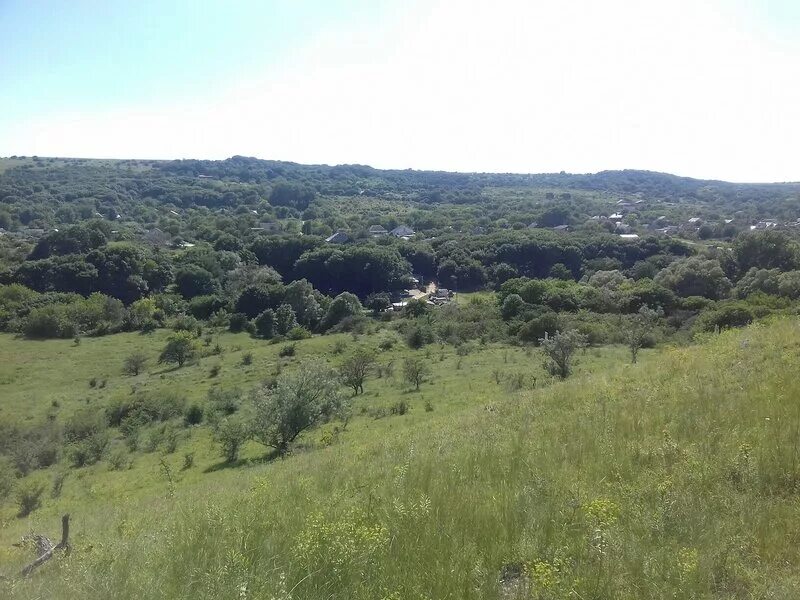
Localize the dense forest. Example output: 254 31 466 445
2 155 800 345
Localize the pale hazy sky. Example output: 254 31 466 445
1 0 799 182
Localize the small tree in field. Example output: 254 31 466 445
122 352 148 376
403 355 430 390
625 306 662 364
214 416 250 463
251 361 345 455
158 332 197 368
539 329 587 379
339 348 375 395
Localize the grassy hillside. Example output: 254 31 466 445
3 320 800 598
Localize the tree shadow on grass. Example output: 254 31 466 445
203 449 281 473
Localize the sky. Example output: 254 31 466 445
1 0 799 182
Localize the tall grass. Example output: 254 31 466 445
7 321 800 599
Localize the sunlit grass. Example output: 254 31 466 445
4 321 800 598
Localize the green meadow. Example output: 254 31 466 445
2 318 799 598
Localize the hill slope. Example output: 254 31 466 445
5 320 800 599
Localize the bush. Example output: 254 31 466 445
182 452 194 470
403 356 430 390
287 326 311 340
106 390 187 427
390 400 410 415
214 416 251 463
241 351 254 366
158 332 198 368
228 312 252 333
122 352 148 376
51 469 68 498
69 431 110 467
64 408 106 443
0 456 17 501
171 313 200 332
405 324 434 349
254 309 276 339
16 476 46 516
107 446 130 471
279 343 296 357
207 388 242 418
695 303 755 333
377 334 396 351
184 403 204 425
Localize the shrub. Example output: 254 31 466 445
16 476 46 516
254 309 276 339
122 352 148 376
51 469 68 498
406 324 434 349
214 416 251 463
163 424 180 453
207 388 242 418
390 400 409 415
158 332 198 368
228 312 251 333
209 363 221 378
403 356 430 390
0 456 17 501
279 343 296 357
182 452 194 470
171 313 200 332
106 390 187 427
107 446 130 471
69 431 110 467
377 335 396 351
241 351 254 366
64 408 106 443
184 403 204 425
339 348 376 395
540 329 588 379
250 361 346 455
694 302 755 333
287 326 311 340
332 339 347 354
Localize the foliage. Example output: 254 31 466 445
213 416 250 463
0 455 16 501
250 361 345 454
539 329 588 378
320 292 362 331
122 351 148 376
158 331 198 368
624 306 662 363
339 348 376 395
654 257 732 300
15 475 46 516
403 355 430 390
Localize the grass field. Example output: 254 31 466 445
2 320 800 598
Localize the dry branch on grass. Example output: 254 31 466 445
20 514 71 577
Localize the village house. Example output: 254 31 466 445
254 222 281 233
144 228 170 246
325 230 350 244
368 224 388 237
390 225 415 238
